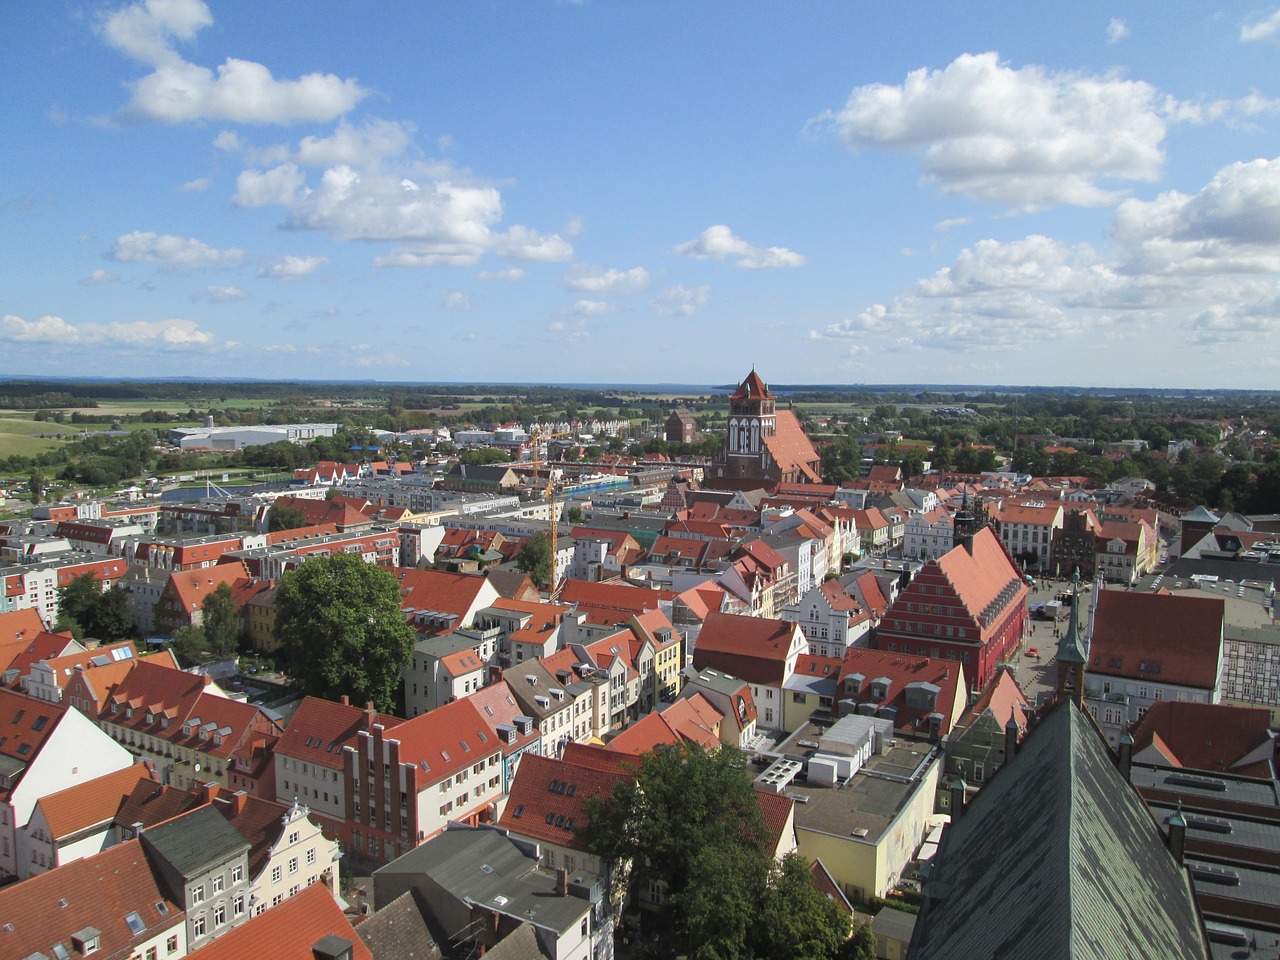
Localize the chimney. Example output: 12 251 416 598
556 867 569 896
1118 730 1133 782
949 777 967 818
365 702 376 729
201 781 218 804
1004 715 1019 762
340 695 350 706
232 790 249 815
1165 805 1187 866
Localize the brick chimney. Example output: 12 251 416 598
365 702 376 730
231 790 249 815
556 867 569 896
340 695 350 706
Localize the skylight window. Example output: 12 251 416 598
125 911 145 935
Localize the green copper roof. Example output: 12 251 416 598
909 702 1208 960
1057 573 1088 666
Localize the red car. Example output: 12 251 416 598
1027 647 1040 659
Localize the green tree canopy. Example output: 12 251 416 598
171 624 210 667
516 532 552 589
274 553 415 712
202 582 242 656
55 574 135 641
267 503 309 532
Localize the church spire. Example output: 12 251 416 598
1056 571 1088 706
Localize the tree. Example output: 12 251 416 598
756 854 851 960
92 586 137 642
516 532 552 589
202 582 241 656
171 625 210 667
566 505 584 524
267 503 308 532
28 469 44 505
55 573 103 638
274 554 415 712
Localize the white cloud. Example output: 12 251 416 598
198 284 246 303
819 52 1170 208
572 299 617 316
295 118 414 167
443 291 471 310
1242 8 1280 41
563 265 650 294
478 267 526 281
1107 18 1129 44
213 130 242 152
234 163 306 207
675 225 806 268
179 177 209 192
549 319 590 339
101 0 365 124
111 231 244 269
80 269 120 285
257 255 327 280
650 285 710 317
813 155 1280 353
935 217 972 231
0 313 227 349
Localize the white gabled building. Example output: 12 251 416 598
903 505 954 562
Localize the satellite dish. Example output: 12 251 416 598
193 762 202 773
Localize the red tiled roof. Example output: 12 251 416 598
276 696 404 771
1089 591 1224 690
557 579 669 621
115 778 205 830
560 741 641 774
762 409 822 483
0 688 66 796
837 647 965 735
933 527 1025 620
186 881 369 960
0 839 183 959
755 791 795 858
167 561 252 614
732 370 771 400
396 567 494 623
383 697 501 786
36 762 153 841
1129 701 1273 777
497 752 632 851
692 612 802 685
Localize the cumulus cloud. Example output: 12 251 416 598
179 177 209 192
478 267 526 281
443 291 471 310
812 155 1280 353
549 318 590 339
0 313 228 349
196 284 246 303
80 269 119 285
563 264 650 294
935 217 972 231
1242 8 1280 42
295 118 414 167
111 231 244 269
234 164 306 207
650 285 710 317
1107 18 1129 44
101 0 365 124
675 225 806 268
818 52 1171 208
572 299 617 316
257 255 326 280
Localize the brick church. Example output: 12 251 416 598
708 369 822 490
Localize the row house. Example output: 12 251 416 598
126 533 252 571
508 658 601 759
1084 589 1225 748
227 527 401 580
466 680 542 792
566 526 644 581
678 667 759 749
0 630 79 690
54 517 145 555
404 626 498 717
876 527 1028 691
836 646 969 741
849 508 891 554
473 597 578 668
274 696 404 841
991 500 1064 574
903 505 954 562
397 567 501 639
18 637 146 703
80 659 284 790
938 667 1028 809
781 578 874 659
0 687 134 880
562 636 639 730
0 555 129 625
1094 518 1158 584
691 611 807 731
1051 507 1101 578
718 539 796 618
781 653 845 732
343 696 505 864
22 762 153 879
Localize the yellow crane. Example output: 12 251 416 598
529 426 571 595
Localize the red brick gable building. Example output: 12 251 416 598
876 527 1028 691
709 370 822 489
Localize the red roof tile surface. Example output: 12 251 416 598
1089 591 1224 690
1129 701 1274 777
36 762 153 841
185 881 369 960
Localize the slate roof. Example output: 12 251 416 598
356 890 441 960
909 700 1210 960
140 803 249 880
186 882 371 960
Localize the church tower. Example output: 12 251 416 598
1055 572 1088 707
727 369 776 457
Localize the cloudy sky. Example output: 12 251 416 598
4 2 1280 388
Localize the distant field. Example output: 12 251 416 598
0 416 78 435
0 434 66 458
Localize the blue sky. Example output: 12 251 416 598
4 2 1280 388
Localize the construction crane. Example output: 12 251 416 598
528 426 571 595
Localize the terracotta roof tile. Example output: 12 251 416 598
691 612 803 686
1088 591 1224 690
1129 701 1273 777
36 762 153 841
276 696 404 771
497 752 632 850
185 881 369 960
